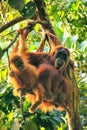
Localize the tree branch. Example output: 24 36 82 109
34 0 61 49
3 20 36 52
0 16 25 33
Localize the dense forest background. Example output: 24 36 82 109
0 0 87 130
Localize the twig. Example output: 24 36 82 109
0 30 16 37
20 90 25 122
3 32 20 52
7 50 11 70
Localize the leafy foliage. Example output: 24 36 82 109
0 0 87 130
20 1 36 18
8 0 25 11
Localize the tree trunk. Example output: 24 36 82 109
67 71 83 130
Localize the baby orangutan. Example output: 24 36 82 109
9 55 46 113
9 29 46 113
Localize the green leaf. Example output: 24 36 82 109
79 40 87 52
49 118 61 127
23 120 38 130
1 69 7 80
53 117 65 124
11 119 20 130
70 35 78 43
0 47 4 59
40 115 50 120
8 0 25 11
20 1 36 19
0 87 6 96
63 37 72 48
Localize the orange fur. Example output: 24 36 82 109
9 29 72 113
9 29 45 113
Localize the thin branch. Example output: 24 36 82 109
7 50 11 70
0 30 16 37
20 90 25 123
0 16 25 33
3 32 19 52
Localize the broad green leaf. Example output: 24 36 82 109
20 1 36 19
8 13 14 20
40 115 50 120
79 40 87 51
0 86 6 95
71 35 78 43
82 0 87 2
45 128 51 130
23 120 38 130
63 37 72 48
0 47 4 59
8 111 14 121
8 0 25 11
0 125 7 130
53 116 65 124
11 119 20 130
1 69 7 80
49 118 61 127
